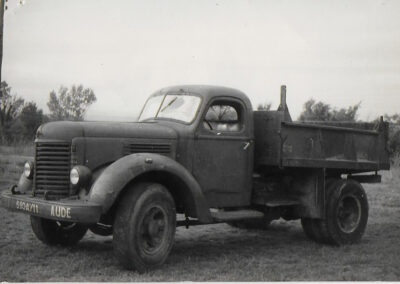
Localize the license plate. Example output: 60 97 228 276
15 200 39 214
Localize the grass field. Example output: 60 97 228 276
0 146 399 281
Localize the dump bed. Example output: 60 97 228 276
254 111 390 172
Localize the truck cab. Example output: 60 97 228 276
1 85 390 272
138 86 255 208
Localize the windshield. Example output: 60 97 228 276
139 94 201 123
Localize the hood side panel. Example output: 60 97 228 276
38 121 177 141
72 137 177 173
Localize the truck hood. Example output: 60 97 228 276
36 121 177 141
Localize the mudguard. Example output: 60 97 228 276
16 173 33 193
88 153 212 223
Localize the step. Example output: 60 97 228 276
264 198 300 207
211 209 264 222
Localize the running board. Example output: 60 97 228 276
264 198 300 207
211 209 264 222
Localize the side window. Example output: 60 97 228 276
203 103 242 132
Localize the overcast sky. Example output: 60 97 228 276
3 0 400 121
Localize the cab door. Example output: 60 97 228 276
192 97 253 207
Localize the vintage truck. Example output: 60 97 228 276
1 85 390 271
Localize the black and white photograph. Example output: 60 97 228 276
0 0 399 281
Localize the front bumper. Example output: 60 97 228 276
1 189 102 224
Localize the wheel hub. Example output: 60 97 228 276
139 206 167 254
337 194 362 233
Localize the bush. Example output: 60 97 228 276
299 99 361 122
387 124 400 158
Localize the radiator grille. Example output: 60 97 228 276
123 143 171 155
34 141 71 199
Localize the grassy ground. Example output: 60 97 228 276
0 145 33 189
0 147 399 281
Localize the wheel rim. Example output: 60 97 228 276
138 205 168 255
336 194 362 233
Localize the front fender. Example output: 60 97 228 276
16 173 33 193
88 153 212 223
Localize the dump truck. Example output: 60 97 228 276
1 85 390 271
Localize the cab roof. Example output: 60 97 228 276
151 85 251 106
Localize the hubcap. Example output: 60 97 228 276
139 206 167 254
336 194 362 233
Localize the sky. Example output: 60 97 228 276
2 0 400 121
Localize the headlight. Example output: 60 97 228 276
24 161 34 179
70 168 80 185
70 166 92 187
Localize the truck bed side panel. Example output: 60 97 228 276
254 111 390 172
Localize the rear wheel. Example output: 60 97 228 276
113 183 176 272
301 178 335 243
301 218 323 242
30 216 88 246
324 179 368 245
302 179 368 245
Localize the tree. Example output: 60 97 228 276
383 114 400 124
206 105 238 121
20 101 45 139
299 98 361 122
388 126 400 157
379 114 400 157
331 103 360 122
0 81 24 141
47 84 96 121
0 0 5 84
256 102 272 111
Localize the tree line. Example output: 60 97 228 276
1 81 399 157
0 81 96 144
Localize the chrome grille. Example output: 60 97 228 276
34 141 71 199
123 143 171 155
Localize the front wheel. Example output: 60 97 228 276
113 183 176 272
30 216 88 246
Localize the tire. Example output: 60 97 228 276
301 218 323 242
113 183 176 272
302 179 368 245
30 216 88 246
301 178 336 244
323 179 369 245
228 218 271 230
89 223 113 236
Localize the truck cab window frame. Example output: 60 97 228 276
202 99 245 133
139 93 202 124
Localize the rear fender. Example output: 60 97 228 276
88 153 212 223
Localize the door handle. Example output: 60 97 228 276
243 141 251 150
